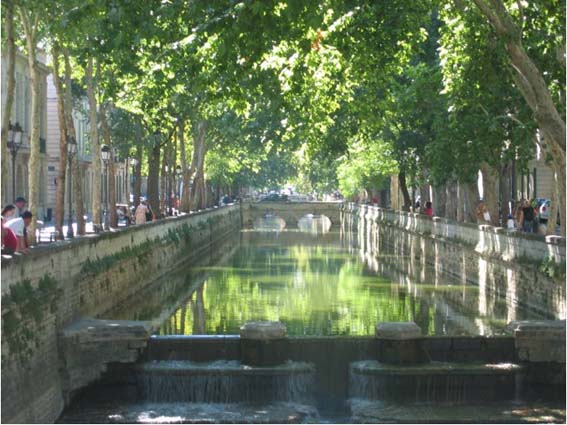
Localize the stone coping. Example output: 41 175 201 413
375 322 422 340
350 360 524 375
1 204 239 267
240 321 287 340
507 319 566 332
148 334 514 342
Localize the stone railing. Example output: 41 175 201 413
343 203 565 264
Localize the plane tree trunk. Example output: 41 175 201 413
1 3 16 205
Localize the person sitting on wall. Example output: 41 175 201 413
1 217 18 255
423 201 433 216
6 211 32 254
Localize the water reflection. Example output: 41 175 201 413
253 215 286 232
149 229 545 337
297 214 332 235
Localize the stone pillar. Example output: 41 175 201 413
509 320 566 363
375 321 425 364
508 320 566 388
240 321 287 366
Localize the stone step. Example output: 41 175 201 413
349 399 566 424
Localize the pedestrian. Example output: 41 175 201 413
1 217 18 255
2 204 16 220
13 197 26 218
513 200 524 229
6 211 32 253
476 200 491 224
522 199 535 233
134 200 148 225
423 201 433 216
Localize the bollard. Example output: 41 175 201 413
375 322 426 364
240 321 287 366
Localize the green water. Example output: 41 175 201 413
106 223 543 337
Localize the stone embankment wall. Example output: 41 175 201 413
343 203 566 319
1 205 241 424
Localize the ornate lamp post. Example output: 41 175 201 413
101 145 111 230
66 136 77 238
175 165 182 211
7 122 24 200
164 163 171 216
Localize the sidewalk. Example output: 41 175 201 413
36 218 128 243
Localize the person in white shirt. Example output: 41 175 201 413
6 211 32 253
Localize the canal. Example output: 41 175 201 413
103 217 544 337
58 216 563 424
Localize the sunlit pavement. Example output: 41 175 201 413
36 219 129 243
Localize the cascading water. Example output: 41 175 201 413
349 360 524 404
138 360 315 404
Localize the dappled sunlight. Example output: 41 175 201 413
506 268 517 323
478 258 488 316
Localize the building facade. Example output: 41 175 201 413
1 50 50 218
46 75 129 222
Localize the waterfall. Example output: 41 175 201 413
349 360 524 404
138 360 315 403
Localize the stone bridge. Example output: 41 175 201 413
242 201 343 228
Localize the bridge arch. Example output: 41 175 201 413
297 214 332 234
244 201 342 229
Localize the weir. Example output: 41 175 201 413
2 202 565 423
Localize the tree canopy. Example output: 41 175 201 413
3 0 565 232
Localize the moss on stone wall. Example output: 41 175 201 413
81 223 196 275
2 275 61 362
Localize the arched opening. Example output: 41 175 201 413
253 213 286 231
297 214 332 234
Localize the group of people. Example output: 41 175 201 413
1 197 32 255
413 199 434 216
477 199 544 233
511 199 543 233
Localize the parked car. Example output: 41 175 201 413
259 193 288 202
536 198 551 221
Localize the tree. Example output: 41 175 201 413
17 2 44 243
466 0 566 233
1 1 17 205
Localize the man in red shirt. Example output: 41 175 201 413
1 217 18 255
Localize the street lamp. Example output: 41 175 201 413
7 122 24 200
101 145 111 230
175 165 182 210
66 136 77 238
165 163 171 216
130 158 138 204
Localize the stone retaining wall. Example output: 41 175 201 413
343 203 566 319
0 205 241 424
